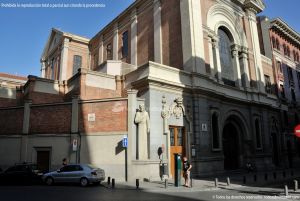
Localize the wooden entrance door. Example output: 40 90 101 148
170 126 185 177
37 151 50 173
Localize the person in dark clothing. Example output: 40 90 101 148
182 156 192 187
62 158 67 166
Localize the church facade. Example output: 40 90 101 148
0 0 299 181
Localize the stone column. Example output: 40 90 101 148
208 36 215 78
231 45 242 87
180 0 205 74
131 9 138 66
20 100 32 162
113 23 119 60
212 38 222 82
127 89 138 180
240 47 251 88
59 38 70 81
98 35 104 65
153 0 162 64
246 9 265 92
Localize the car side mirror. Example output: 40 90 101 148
57 169 61 173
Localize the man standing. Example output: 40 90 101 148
182 156 192 187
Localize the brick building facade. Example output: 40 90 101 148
1 0 299 181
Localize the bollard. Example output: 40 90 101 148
243 176 246 184
164 179 168 189
254 175 257 182
136 179 139 189
284 185 289 196
283 171 286 178
294 180 298 192
112 178 115 189
273 172 277 179
107 177 111 185
264 173 268 181
226 177 230 186
215 178 218 188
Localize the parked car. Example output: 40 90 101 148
0 163 43 185
42 164 105 187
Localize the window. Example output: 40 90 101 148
93 53 98 69
170 128 175 146
73 55 82 75
283 44 287 55
291 88 296 102
255 119 262 149
271 37 276 48
177 127 183 146
122 31 129 58
287 47 290 57
218 28 235 86
264 75 271 94
280 84 285 99
297 71 300 88
212 113 220 149
276 39 280 50
106 44 112 60
288 67 294 86
277 61 282 73
51 58 55 80
283 111 288 126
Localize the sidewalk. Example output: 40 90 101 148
103 168 300 193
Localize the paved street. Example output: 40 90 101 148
0 181 300 201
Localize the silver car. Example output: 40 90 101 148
42 164 105 187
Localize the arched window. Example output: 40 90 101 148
212 113 220 150
218 28 235 85
255 118 262 149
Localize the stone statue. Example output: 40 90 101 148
135 104 150 160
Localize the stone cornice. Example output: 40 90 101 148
243 0 265 13
271 18 300 48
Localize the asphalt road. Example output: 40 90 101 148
0 184 299 201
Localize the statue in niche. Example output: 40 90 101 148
135 104 150 160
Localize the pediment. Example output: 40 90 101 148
41 29 63 61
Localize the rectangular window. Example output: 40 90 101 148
106 44 112 60
177 128 183 146
51 58 55 80
288 66 294 86
291 88 296 102
277 61 282 73
170 128 175 146
264 75 271 94
297 71 300 89
93 53 98 69
280 84 285 99
122 31 129 58
73 55 82 75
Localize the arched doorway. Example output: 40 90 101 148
222 122 240 170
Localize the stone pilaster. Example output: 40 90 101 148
240 48 251 88
98 35 104 65
246 9 265 92
41 60 46 78
153 0 162 64
20 100 32 162
180 0 205 74
59 38 70 81
231 44 242 87
113 23 119 60
131 9 138 66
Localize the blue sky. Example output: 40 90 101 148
0 0 299 77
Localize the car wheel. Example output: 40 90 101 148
45 177 54 186
80 178 89 187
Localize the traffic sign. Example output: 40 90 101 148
122 135 128 148
294 124 300 138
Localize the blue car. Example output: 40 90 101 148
42 164 105 187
